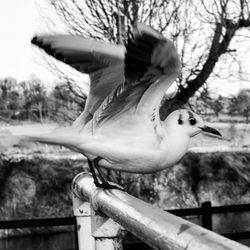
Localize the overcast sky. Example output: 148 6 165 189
0 0 250 96
0 0 55 82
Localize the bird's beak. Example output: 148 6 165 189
199 125 221 137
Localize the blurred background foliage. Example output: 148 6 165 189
1 75 250 124
0 76 86 124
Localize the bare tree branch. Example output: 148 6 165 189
36 0 250 120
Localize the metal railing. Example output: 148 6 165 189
72 172 250 250
1 202 250 248
1 174 250 249
170 201 250 240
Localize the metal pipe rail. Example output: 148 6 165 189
72 173 250 250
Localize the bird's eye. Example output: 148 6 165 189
189 118 197 125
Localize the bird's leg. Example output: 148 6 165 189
94 162 109 184
87 159 102 187
92 157 124 191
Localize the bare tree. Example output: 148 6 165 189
37 0 250 119
20 76 48 122
0 77 20 120
165 0 250 116
230 89 250 122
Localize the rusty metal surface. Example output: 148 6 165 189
72 173 250 250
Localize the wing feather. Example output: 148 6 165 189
92 23 180 126
31 23 180 129
31 35 125 126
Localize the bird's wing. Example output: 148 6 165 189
92 23 180 127
31 35 125 126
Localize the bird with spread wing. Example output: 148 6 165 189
19 23 221 190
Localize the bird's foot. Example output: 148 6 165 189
94 181 125 192
89 157 125 191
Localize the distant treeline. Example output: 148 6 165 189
0 76 86 123
190 88 250 123
1 76 250 123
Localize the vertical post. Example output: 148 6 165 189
92 213 124 250
72 172 124 250
202 201 212 231
72 173 95 250
72 194 95 250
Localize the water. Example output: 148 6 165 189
0 232 76 250
0 230 249 250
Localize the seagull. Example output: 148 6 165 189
24 23 221 190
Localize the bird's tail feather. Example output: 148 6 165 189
22 133 85 148
0 127 88 151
